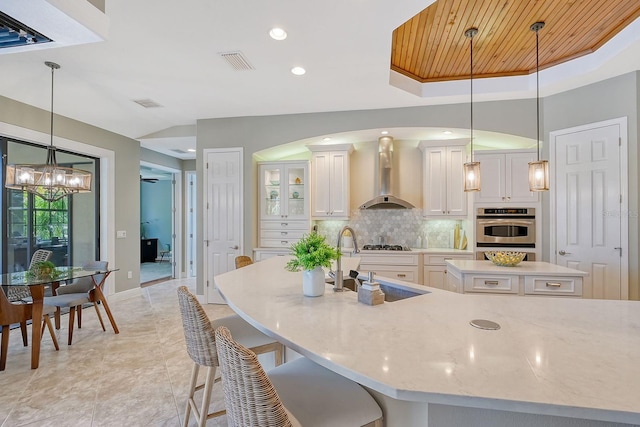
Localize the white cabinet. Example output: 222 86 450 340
474 150 538 203
423 252 474 290
308 144 353 220
253 248 290 261
358 252 421 284
420 141 468 217
259 161 309 220
259 161 310 248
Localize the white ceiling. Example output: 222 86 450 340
1 0 639 160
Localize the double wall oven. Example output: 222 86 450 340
476 208 536 261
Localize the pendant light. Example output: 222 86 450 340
463 27 481 192
5 61 92 202
528 22 549 191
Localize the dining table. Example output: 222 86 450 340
1 266 119 369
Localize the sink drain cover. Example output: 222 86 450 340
470 319 500 330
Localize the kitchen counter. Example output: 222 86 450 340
214 256 640 427
446 260 589 276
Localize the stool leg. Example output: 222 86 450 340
183 363 199 427
198 366 216 427
68 306 76 345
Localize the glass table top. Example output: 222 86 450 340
0 267 114 287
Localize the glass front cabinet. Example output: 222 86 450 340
259 161 309 220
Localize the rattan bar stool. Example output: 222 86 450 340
177 286 284 427
215 326 383 427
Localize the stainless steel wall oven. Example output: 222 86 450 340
476 208 536 247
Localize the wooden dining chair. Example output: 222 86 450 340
215 326 383 427
234 255 253 269
176 286 284 427
1 286 59 371
44 260 109 345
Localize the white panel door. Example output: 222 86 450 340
446 146 467 216
310 153 331 217
423 147 446 216
329 151 349 217
206 149 243 304
554 124 622 299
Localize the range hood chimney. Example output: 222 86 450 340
360 136 415 210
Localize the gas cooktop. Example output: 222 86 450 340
361 244 409 251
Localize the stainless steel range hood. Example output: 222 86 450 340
360 136 415 210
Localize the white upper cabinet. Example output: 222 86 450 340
474 150 538 203
308 144 353 220
259 161 309 220
420 140 468 217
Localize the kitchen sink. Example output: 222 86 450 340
326 277 427 302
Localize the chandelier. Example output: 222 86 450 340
5 61 92 202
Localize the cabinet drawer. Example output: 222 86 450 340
464 275 519 294
425 254 473 265
358 254 419 266
260 238 298 248
260 220 309 231
260 229 307 240
524 276 582 297
254 250 290 261
359 264 419 284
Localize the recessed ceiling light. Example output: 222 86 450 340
323 137 331 141
291 66 306 76
443 131 453 135
187 148 196 152
269 27 287 40
381 131 389 135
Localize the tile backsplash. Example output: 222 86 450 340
314 209 470 249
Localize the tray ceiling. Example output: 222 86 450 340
392 0 640 82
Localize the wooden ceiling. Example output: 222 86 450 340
391 0 640 83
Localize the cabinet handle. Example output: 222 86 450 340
397 274 406 278
444 257 452 260
281 232 288 236
545 282 562 287
484 280 499 286
281 241 287 245
442 211 445 214
281 223 288 226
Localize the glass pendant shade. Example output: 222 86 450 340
528 159 549 191
4 61 92 202
464 161 481 192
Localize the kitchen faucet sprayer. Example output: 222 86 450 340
334 226 359 292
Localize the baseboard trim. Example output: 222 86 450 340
109 286 143 302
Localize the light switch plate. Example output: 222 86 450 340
116 230 126 238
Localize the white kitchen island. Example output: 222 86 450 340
446 260 589 297
214 256 640 427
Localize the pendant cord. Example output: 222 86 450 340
50 64 54 149
470 34 474 162
536 27 540 162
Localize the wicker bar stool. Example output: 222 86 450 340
177 286 284 427
215 326 383 427
234 255 253 269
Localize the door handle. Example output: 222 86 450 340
229 245 239 250
558 250 572 256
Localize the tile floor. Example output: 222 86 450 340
0 277 233 426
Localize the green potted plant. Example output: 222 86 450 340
27 260 59 280
286 233 340 297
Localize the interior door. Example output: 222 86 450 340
205 149 243 303
554 122 624 299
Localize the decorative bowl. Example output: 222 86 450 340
270 180 279 186
485 251 526 267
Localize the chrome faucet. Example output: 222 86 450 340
334 226 359 292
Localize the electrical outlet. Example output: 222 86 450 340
127 271 132 279
117 230 127 238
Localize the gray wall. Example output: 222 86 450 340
543 71 639 300
0 94 142 292
196 73 640 299
196 99 538 294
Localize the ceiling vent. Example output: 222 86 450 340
219 51 255 71
133 98 163 108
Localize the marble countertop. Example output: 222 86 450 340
214 256 639 425
447 260 589 276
